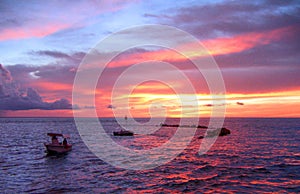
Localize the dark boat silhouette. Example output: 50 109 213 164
113 130 134 136
44 133 72 154
113 115 134 136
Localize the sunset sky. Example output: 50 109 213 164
0 0 299 118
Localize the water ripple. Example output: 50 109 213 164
0 117 299 193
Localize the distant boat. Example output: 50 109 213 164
198 127 231 139
44 133 72 154
113 130 134 136
113 115 134 136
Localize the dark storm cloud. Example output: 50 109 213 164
0 64 72 111
141 0 300 69
6 63 77 86
0 88 72 111
33 65 76 84
4 64 77 102
140 0 300 94
8 50 84 88
0 0 30 31
34 50 71 59
165 0 300 38
34 50 86 60
214 26 300 68
0 63 11 81
30 50 86 65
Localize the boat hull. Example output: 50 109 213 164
113 131 134 136
44 143 72 154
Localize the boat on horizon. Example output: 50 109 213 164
113 130 134 136
113 115 134 136
44 133 72 154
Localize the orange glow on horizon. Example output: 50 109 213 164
91 80 300 118
3 87 300 118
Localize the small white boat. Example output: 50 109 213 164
44 133 72 154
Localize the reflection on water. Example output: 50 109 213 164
0 118 299 192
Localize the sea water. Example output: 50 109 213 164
1 117 299 193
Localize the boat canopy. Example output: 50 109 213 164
47 133 70 138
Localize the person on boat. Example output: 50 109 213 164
63 138 68 146
51 136 59 145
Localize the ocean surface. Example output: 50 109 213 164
1 117 299 193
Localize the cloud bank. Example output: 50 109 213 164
0 64 72 111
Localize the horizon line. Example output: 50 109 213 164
0 116 299 119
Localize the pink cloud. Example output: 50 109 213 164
0 0 137 41
0 23 70 41
100 25 297 69
203 25 297 56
